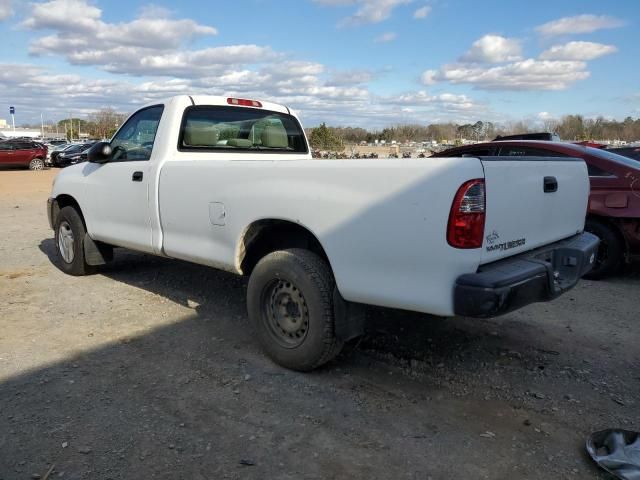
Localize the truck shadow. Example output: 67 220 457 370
38 237 636 370
6 239 632 479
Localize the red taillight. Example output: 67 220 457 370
227 97 262 108
447 179 486 249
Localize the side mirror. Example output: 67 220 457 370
87 142 112 164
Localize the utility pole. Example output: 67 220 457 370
40 113 44 140
10 106 15 132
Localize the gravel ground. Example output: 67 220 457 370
0 169 638 479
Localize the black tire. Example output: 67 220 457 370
29 157 45 170
584 218 624 280
53 206 95 276
247 249 343 371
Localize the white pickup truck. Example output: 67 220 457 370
47 95 599 370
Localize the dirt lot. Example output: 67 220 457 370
0 169 638 479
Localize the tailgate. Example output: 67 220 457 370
480 156 589 264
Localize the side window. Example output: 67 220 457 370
587 164 614 177
462 148 494 156
111 105 164 161
12 142 30 151
0 143 13 151
434 147 493 157
179 106 308 153
499 146 569 157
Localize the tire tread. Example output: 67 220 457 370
247 248 343 371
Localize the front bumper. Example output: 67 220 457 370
454 232 599 318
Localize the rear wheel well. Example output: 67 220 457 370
239 220 331 276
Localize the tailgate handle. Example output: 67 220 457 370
544 176 558 193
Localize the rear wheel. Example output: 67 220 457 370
247 249 343 371
54 206 95 276
584 218 624 280
29 158 45 170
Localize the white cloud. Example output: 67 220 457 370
539 41 617 61
315 0 411 26
17 0 392 123
0 0 13 21
536 14 624 36
427 59 591 90
375 32 397 43
383 90 479 110
413 5 431 19
25 0 217 51
23 0 300 78
460 35 522 63
423 32 614 91
22 0 101 32
327 70 374 85
0 59 491 129
420 69 437 85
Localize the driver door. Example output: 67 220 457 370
82 105 164 252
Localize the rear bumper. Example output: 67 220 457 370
454 232 599 318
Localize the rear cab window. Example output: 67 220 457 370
178 106 308 154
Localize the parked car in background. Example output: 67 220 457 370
53 142 95 168
607 146 640 162
47 143 72 165
433 140 640 278
49 144 77 166
0 139 48 170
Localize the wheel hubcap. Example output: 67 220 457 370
58 221 75 263
263 280 309 348
31 159 44 170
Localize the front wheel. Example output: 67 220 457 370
54 206 95 276
29 158 45 170
247 249 343 371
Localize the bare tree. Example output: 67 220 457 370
89 108 128 139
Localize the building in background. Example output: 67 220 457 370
0 128 41 139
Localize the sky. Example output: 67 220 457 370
0 0 638 128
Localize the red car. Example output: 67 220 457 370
0 139 48 170
433 140 640 278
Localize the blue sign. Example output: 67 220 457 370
9 106 15 115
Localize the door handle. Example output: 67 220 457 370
544 176 558 193
132 171 143 182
